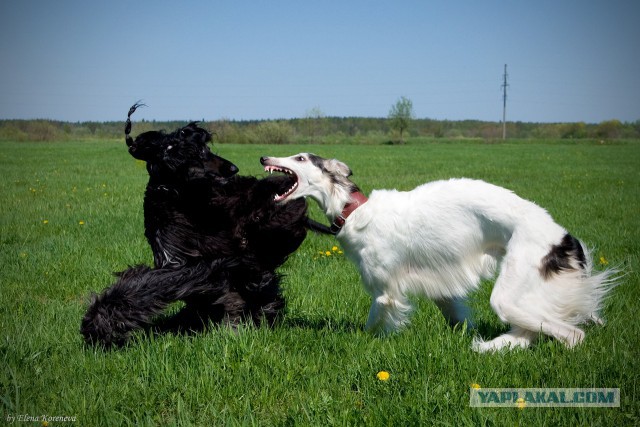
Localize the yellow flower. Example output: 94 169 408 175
332 246 339 252
325 251 331 256
376 371 390 381
470 383 481 389
516 397 526 409
42 220 49 224
599 256 609 265
79 220 85 225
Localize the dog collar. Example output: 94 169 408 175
330 191 368 233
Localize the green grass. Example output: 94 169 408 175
1 139 639 426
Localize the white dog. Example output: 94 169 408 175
260 153 617 351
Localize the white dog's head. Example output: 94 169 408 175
260 153 356 217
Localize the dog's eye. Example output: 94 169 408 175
295 155 306 162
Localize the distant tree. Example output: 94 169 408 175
388 96 414 144
249 121 293 144
305 106 326 141
561 122 587 139
595 119 622 139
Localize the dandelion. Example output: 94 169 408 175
376 371 390 381
316 247 345 259
470 383 481 390
515 397 526 409
79 220 85 225
42 220 49 224
599 256 609 266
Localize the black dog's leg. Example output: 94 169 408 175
240 270 285 327
157 269 285 334
81 258 240 348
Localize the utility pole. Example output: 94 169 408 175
501 64 508 140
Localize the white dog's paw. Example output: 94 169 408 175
471 337 497 353
471 328 535 352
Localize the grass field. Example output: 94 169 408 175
1 139 639 426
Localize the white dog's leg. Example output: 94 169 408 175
434 297 474 328
539 320 585 348
486 250 587 350
475 251 544 351
365 294 412 335
472 326 537 352
364 298 385 333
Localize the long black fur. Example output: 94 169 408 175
81 103 329 348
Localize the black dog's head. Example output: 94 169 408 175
125 104 238 181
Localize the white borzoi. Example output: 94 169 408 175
260 153 617 352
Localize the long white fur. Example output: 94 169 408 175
262 153 617 352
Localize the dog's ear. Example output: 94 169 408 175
324 159 352 178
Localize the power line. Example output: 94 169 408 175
501 64 509 139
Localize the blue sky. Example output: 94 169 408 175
1 1 638 123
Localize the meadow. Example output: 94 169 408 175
1 138 638 426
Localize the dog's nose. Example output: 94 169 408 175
260 156 269 165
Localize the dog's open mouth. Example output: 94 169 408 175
264 165 298 202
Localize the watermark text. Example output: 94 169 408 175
5 413 77 424
469 388 620 408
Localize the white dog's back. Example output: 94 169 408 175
341 179 565 299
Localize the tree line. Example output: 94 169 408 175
1 116 638 143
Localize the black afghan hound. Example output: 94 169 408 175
81 103 329 348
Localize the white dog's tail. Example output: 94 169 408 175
562 244 620 326
535 234 619 326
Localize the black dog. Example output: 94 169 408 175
81 103 328 347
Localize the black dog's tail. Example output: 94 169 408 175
81 263 217 348
125 101 146 146
81 259 240 348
